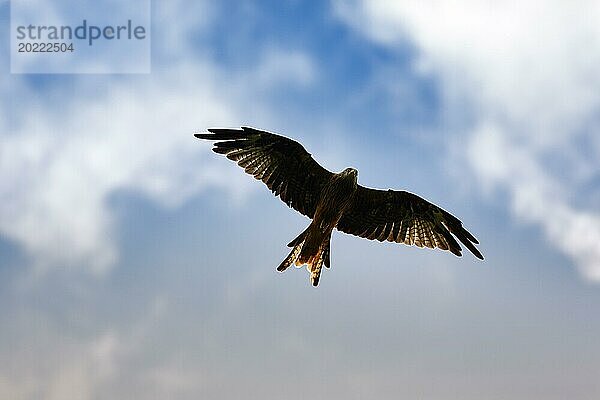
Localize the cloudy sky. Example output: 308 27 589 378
2 1 600 399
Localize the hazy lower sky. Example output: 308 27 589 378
2 1 600 399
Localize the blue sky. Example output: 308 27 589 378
2 1 600 399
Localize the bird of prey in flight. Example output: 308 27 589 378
195 127 483 286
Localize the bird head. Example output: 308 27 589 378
342 167 358 181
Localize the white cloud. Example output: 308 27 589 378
468 123 600 281
44 331 121 400
0 65 242 275
335 0 600 280
0 328 123 400
0 294 172 400
0 3 318 274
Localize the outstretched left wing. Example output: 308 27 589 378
337 186 483 259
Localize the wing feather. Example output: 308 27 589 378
195 127 333 218
337 187 483 259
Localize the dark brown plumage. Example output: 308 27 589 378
195 127 483 286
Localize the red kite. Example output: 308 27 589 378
195 127 483 286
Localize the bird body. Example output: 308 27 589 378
195 127 483 286
282 168 358 285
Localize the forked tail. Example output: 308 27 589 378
277 225 331 286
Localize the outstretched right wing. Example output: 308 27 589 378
195 127 333 218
